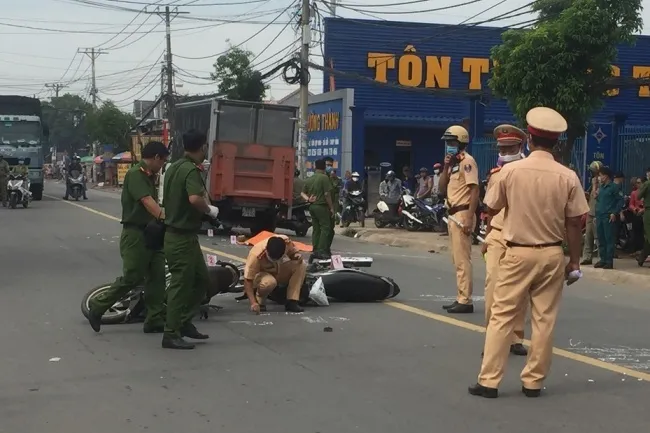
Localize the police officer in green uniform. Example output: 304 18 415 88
301 159 334 259
87 141 170 333
162 129 220 350
594 166 624 269
636 168 650 266
0 154 9 206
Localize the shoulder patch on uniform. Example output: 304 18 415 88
490 167 501 174
464 164 472 173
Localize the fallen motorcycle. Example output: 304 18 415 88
234 257 401 304
80 261 242 325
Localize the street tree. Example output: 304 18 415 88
489 0 643 162
42 94 93 153
211 43 269 102
86 101 136 152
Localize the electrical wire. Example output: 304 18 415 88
92 0 272 6
322 0 486 15
174 0 298 60
101 51 165 96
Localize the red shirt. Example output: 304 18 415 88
629 189 644 212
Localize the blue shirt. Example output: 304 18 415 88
595 181 624 216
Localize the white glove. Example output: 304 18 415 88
207 205 220 219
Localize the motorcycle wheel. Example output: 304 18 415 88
9 194 17 209
359 210 365 228
374 215 386 228
22 200 28 208
405 217 421 232
80 284 139 325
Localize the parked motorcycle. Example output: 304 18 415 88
402 193 446 232
276 202 312 237
340 189 366 227
373 190 406 228
68 171 85 201
80 261 242 324
7 174 31 209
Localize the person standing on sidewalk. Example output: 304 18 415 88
302 159 334 259
438 125 478 314
636 168 650 266
469 107 589 399
594 166 624 269
162 129 221 350
480 125 528 357
86 141 170 334
581 161 602 265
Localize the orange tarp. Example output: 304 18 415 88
243 231 313 252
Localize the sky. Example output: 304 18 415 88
1 0 649 113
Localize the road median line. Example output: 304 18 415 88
55 194 650 382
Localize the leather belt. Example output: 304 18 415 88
448 204 470 216
506 241 562 248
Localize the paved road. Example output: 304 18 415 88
1 180 648 433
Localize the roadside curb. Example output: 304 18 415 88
336 228 650 286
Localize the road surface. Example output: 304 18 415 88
1 180 649 433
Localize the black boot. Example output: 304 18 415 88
442 301 458 310
87 309 102 333
521 386 541 398
285 300 304 313
510 343 528 356
180 324 209 340
162 334 195 350
447 303 474 314
468 383 498 398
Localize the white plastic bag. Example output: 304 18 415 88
308 277 330 306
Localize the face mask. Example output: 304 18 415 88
433 169 440 175
445 145 459 156
325 166 332 174
352 177 359 182
497 153 522 165
18 161 24 165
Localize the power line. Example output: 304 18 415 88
322 0 487 15
175 0 297 60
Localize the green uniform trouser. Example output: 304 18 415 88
89 227 166 327
595 215 615 265
644 211 650 244
310 204 333 255
163 231 209 337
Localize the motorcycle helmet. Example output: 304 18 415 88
386 170 396 180
589 161 602 173
351 171 360 181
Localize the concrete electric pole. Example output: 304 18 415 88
146 6 188 140
45 83 67 98
78 47 107 108
299 0 311 176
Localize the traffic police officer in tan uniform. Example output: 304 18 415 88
243 235 307 314
469 107 589 399
481 125 528 357
438 125 479 314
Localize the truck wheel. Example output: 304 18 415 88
31 184 43 201
251 218 276 236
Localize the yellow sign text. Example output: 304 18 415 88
307 111 341 132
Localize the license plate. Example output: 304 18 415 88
242 207 256 217
304 210 310 217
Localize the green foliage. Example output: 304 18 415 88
85 101 136 152
42 94 93 153
489 0 643 161
211 42 269 102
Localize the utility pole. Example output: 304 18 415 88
45 83 67 98
299 0 311 177
146 6 188 141
78 47 107 107
159 60 166 119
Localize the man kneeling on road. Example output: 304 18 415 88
243 235 307 314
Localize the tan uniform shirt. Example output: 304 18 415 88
485 151 589 245
243 235 301 280
447 152 479 208
486 167 505 230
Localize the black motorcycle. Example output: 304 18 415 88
340 189 366 227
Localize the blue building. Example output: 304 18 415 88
319 17 650 182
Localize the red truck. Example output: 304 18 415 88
169 98 298 235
